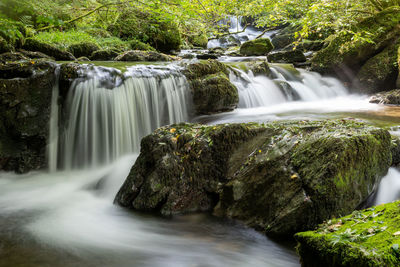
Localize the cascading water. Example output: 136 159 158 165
207 16 276 49
58 65 191 170
229 65 348 109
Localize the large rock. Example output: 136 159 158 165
397 46 400 88
356 41 400 93
89 49 119 61
311 7 400 74
116 120 392 237
67 42 99 58
240 38 274 56
267 50 306 63
22 39 75 61
183 60 239 114
369 89 400 105
114 50 174 61
296 201 400 267
0 60 57 173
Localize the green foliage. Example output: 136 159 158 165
0 18 25 46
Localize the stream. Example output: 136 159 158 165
2 18 400 267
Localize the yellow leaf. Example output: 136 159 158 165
291 174 299 180
170 128 176 133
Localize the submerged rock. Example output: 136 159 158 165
240 38 274 56
115 50 174 61
22 38 76 61
296 201 400 267
267 50 306 64
183 60 239 114
369 89 400 105
0 60 57 173
116 120 392 237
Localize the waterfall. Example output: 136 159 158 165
374 168 400 205
230 65 348 108
57 65 191 170
48 66 60 173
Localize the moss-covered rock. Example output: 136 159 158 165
89 49 119 61
67 42 99 58
0 52 29 63
356 41 400 94
129 39 155 51
370 89 400 105
271 34 296 50
397 46 400 88
17 49 53 60
188 33 209 48
116 120 392 237
115 50 174 62
248 60 272 77
240 38 274 56
22 38 75 61
267 50 306 63
296 201 400 267
0 60 57 173
183 60 239 114
311 7 400 74
0 36 12 53
109 9 181 53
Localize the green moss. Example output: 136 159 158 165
129 39 156 51
183 60 239 114
296 201 400 266
311 7 400 73
240 38 274 56
67 42 99 58
356 41 400 93
188 33 208 48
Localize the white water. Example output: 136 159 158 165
0 60 391 267
58 65 190 170
208 16 276 49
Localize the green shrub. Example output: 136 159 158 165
129 39 155 51
0 18 26 47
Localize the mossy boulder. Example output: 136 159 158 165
0 36 12 53
356 41 400 94
17 49 53 60
183 60 239 114
0 60 57 173
67 42 99 58
370 89 400 105
116 120 392 237
109 9 181 53
271 34 296 50
22 38 75 61
188 33 208 48
115 50 174 62
129 39 155 51
296 201 400 267
267 50 306 63
311 7 400 74
240 38 274 56
89 49 119 61
248 60 272 77
0 52 29 63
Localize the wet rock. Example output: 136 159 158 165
267 50 306 63
271 34 296 50
183 60 239 114
0 52 29 63
17 49 54 60
240 38 274 56
356 41 400 94
59 62 83 99
248 60 272 77
196 53 218 60
68 42 99 58
188 33 208 49
22 38 76 61
0 60 57 173
275 80 301 101
369 89 400 105
115 50 174 62
89 49 119 61
296 201 400 266
116 120 391 237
